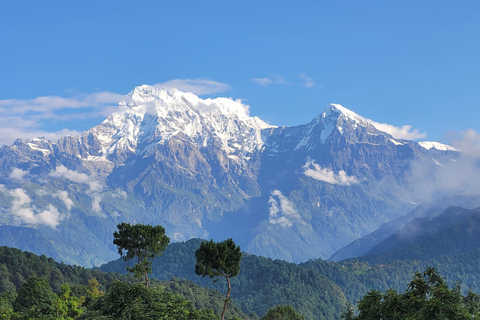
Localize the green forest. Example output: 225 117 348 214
2 223 480 319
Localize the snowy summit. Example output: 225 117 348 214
88 85 273 161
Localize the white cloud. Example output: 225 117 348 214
299 73 315 88
451 129 480 157
49 166 103 213
9 168 28 181
113 189 127 199
91 194 102 213
111 211 120 217
268 190 301 227
328 104 427 140
0 127 81 148
154 79 231 95
9 188 63 228
49 165 101 192
251 78 272 86
54 191 74 211
0 79 232 147
251 74 290 86
0 92 125 113
0 91 125 146
370 121 427 140
303 160 359 186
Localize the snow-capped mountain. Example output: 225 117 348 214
0 85 461 266
85 85 272 162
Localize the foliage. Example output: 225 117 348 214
0 246 131 296
260 305 305 320
344 267 480 320
113 223 170 287
195 239 241 280
56 283 84 319
0 290 17 319
195 239 242 320
12 276 57 319
79 280 215 320
163 277 249 319
102 239 347 319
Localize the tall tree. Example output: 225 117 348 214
113 223 170 288
195 238 241 320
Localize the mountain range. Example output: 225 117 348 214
0 85 466 266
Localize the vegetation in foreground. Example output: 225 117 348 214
3 221 480 319
343 267 480 320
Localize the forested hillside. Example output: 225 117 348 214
4 221 480 319
0 246 252 319
101 237 480 318
100 239 347 319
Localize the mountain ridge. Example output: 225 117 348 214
0 86 461 266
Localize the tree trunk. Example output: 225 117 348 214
137 256 141 284
221 274 231 320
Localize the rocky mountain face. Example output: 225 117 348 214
0 86 461 266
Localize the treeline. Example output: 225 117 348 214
0 246 127 293
302 247 480 303
101 239 480 319
4 237 480 319
0 246 298 319
101 238 348 319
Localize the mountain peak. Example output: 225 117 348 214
322 104 367 124
89 85 273 160
125 85 264 122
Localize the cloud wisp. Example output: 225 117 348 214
299 73 315 88
371 122 427 140
54 191 74 211
251 74 290 87
303 160 359 186
9 168 28 181
0 91 125 146
0 79 231 147
49 166 103 213
268 190 301 227
154 79 231 95
329 103 427 141
406 129 480 202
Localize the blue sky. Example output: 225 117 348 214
1 1 479 146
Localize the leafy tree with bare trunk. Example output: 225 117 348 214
113 223 170 288
195 238 241 320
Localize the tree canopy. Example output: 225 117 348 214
13 276 57 319
261 305 305 320
195 238 241 320
113 223 170 287
344 267 480 320
79 281 214 320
